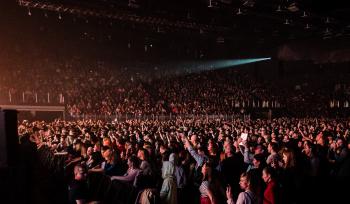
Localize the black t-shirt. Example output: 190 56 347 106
68 179 88 204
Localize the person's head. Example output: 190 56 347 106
336 138 345 149
253 153 265 168
303 141 314 156
137 148 149 161
103 137 111 147
191 134 198 144
282 148 296 169
262 167 275 183
102 146 113 161
197 146 206 156
87 146 93 156
74 164 87 181
239 172 252 191
224 144 235 157
316 132 326 146
94 142 101 152
271 132 277 141
159 144 168 154
74 141 82 152
116 138 124 147
127 155 140 169
257 136 265 144
201 161 213 181
268 142 278 153
254 144 264 155
143 141 152 151
208 141 217 155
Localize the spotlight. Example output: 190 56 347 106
324 27 331 34
325 17 330 24
301 11 308 18
58 13 62 20
276 5 282 12
27 7 32 16
284 19 290 25
237 8 243 15
305 23 311 29
208 0 213 8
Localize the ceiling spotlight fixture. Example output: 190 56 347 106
208 0 214 8
58 13 62 20
237 8 243 15
208 0 213 8
324 27 331 34
301 11 308 18
276 5 282 12
325 17 330 24
305 23 310 29
27 7 32 16
284 19 290 25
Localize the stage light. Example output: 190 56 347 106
276 5 282 12
177 58 272 74
301 11 308 18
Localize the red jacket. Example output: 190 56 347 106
263 179 277 204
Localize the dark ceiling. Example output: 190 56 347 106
0 0 347 61
16 0 350 41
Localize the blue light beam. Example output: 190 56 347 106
194 57 271 72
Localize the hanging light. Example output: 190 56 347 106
237 8 243 15
325 17 330 24
284 19 290 25
44 12 48 18
301 11 308 18
276 5 282 12
324 27 331 34
58 13 62 20
305 23 310 29
27 7 32 16
208 0 213 8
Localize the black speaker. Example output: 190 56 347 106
0 109 19 168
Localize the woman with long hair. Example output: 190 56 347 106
280 148 297 204
282 148 296 170
199 162 217 204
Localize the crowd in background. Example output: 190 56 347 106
0 54 282 117
3 55 350 118
18 117 350 204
